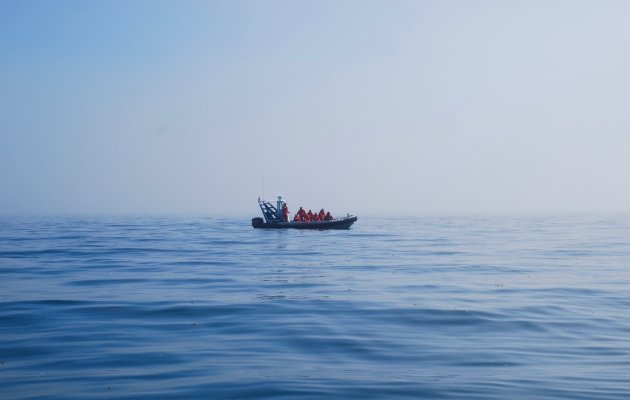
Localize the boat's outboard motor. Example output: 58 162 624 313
252 217 264 228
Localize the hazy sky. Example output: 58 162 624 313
1 0 629 216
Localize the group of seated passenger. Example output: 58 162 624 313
293 207 333 222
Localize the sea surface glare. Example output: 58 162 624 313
1 216 630 399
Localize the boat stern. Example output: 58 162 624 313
251 217 264 228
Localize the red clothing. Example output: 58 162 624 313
282 204 289 222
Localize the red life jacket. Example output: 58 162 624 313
283 205 289 222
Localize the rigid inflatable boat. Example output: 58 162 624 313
252 197 357 230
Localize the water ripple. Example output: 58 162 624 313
2 216 630 399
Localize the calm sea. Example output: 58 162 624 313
1 216 630 399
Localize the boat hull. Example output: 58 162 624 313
252 216 357 230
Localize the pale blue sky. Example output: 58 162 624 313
1 1 629 216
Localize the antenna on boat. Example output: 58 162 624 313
262 171 265 200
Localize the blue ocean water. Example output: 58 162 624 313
1 215 630 399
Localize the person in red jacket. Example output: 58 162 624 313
296 207 306 222
295 207 306 220
282 203 289 222
306 210 314 221
318 209 325 220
